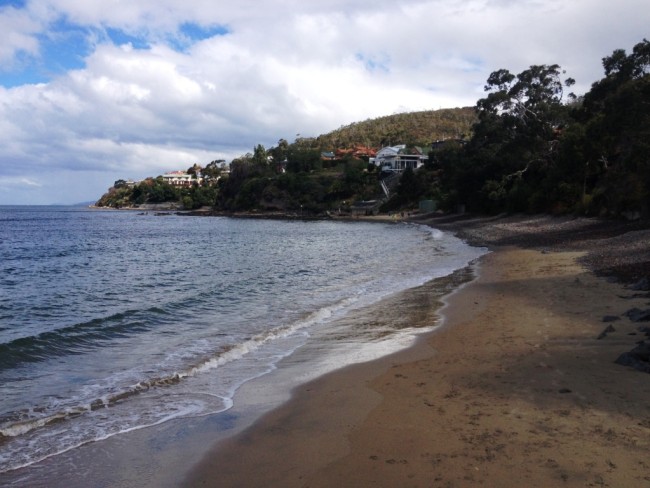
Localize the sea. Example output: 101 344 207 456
0 206 486 485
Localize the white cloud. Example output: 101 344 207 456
0 176 42 188
0 0 649 204
0 5 42 65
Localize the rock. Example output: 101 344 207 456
602 315 620 322
615 352 650 372
633 341 650 360
624 308 650 322
615 341 650 373
629 277 650 291
597 324 616 339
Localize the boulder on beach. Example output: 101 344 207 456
615 341 650 373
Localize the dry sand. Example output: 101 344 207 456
186 215 650 487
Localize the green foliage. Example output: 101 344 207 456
96 174 217 210
268 138 289 167
382 39 650 217
97 108 476 213
234 177 268 210
147 177 179 203
203 159 225 184
576 43 650 215
460 64 575 211
95 186 133 208
286 147 322 173
252 144 268 168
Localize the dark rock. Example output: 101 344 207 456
624 308 650 322
619 293 650 299
629 277 650 291
602 315 620 322
597 324 616 339
615 353 650 373
615 341 650 373
633 341 650 360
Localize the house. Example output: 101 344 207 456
161 171 199 187
369 145 428 173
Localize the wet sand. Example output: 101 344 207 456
186 215 650 487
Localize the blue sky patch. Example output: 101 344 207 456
0 0 27 8
180 22 230 41
39 19 92 70
460 56 484 73
355 52 390 73
106 28 151 50
167 22 230 52
0 64 48 87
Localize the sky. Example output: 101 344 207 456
0 0 648 205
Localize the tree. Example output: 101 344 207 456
252 144 268 169
460 64 575 211
203 160 225 184
286 147 322 173
186 163 202 176
268 139 290 173
574 39 650 215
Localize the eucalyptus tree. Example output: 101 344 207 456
460 64 576 211
574 39 650 215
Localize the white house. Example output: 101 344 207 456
161 171 199 187
369 145 428 173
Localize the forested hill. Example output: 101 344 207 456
96 107 477 210
315 107 476 148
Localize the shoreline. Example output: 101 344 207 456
0 214 476 487
186 214 650 487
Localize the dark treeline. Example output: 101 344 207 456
97 39 649 218
395 38 650 217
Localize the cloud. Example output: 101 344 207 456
0 4 42 66
0 0 649 204
0 176 43 188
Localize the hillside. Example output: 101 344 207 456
314 107 476 149
96 107 477 210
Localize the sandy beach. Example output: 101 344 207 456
186 214 650 487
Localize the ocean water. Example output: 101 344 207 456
0 206 485 478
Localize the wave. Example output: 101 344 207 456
0 373 185 440
0 307 168 370
0 294 356 446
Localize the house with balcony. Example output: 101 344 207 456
369 145 428 173
161 171 200 187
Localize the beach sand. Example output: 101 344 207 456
186 215 650 487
